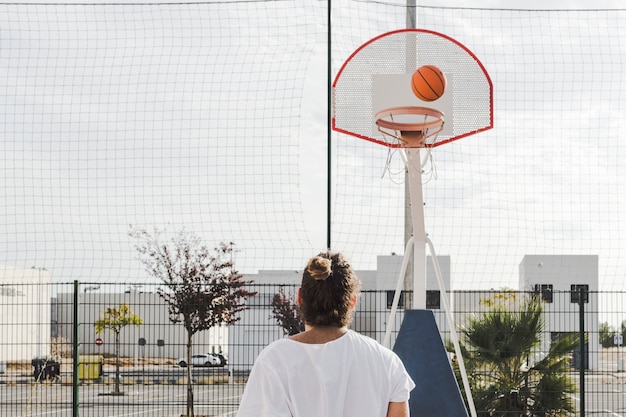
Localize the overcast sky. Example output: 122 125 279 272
2 1 626 301
14 0 626 8
422 0 624 8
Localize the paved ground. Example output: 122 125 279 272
0 364 245 417
1 383 245 417
3 351 626 416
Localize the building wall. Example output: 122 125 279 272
229 254 452 371
3 254 599 371
374 255 452 348
451 255 599 369
519 255 600 369
0 265 51 361
55 291 227 360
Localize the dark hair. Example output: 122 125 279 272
299 251 361 327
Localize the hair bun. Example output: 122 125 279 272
306 256 332 281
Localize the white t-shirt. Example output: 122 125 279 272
237 330 415 417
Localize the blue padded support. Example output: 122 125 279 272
392 309 469 417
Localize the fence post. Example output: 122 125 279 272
73 280 80 417
578 286 585 417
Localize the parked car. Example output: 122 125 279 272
211 353 228 367
177 353 221 368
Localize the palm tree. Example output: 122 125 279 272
453 294 578 416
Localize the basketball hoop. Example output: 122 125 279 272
332 29 492 149
333 29 490 417
375 106 444 148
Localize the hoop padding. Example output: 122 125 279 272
332 29 493 148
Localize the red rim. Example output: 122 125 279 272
375 106 444 132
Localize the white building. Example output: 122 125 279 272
2 253 598 371
0 265 51 361
231 253 601 372
229 254 452 371
374 254 452 343
451 255 599 370
55 291 227 360
519 254 599 370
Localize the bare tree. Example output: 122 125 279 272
271 287 304 336
129 226 255 417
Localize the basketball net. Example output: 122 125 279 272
383 143 437 185
380 109 441 184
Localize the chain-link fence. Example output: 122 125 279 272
0 283 623 416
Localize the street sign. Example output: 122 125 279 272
95 337 104 346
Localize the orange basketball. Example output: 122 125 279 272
411 65 446 102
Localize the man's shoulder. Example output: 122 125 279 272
347 330 394 354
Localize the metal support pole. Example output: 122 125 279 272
326 0 332 250
73 280 80 417
578 286 585 417
406 149 426 309
383 236 415 348
403 0 417 308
